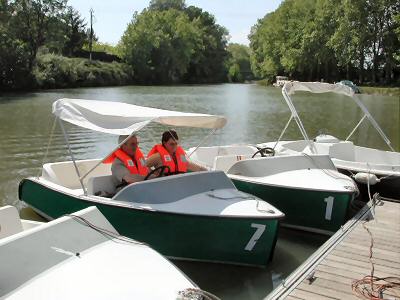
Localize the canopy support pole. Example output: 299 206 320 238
79 134 136 182
187 128 217 158
345 115 366 141
58 118 87 195
282 85 316 153
272 115 293 150
351 95 395 151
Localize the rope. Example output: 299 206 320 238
206 191 254 200
178 288 221 300
66 214 147 246
301 153 359 192
36 116 57 178
67 214 223 300
351 191 400 299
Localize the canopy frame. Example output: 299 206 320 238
52 99 227 195
277 81 395 152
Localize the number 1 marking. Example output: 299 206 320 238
245 223 266 251
324 196 334 220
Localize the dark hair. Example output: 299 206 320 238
162 130 179 144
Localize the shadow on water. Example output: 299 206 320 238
174 227 327 300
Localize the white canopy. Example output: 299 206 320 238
280 81 394 151
53 98 227 135
283 81 355 97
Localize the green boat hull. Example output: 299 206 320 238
231 178 353 234
19 178 281 267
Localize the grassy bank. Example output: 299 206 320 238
33 54 134 89
360 86 400 97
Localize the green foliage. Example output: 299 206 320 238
119 1 229 84
32 53 133 88
149 0 185 11
249 0 400 84
0 1 32 90
0 25 32 89
226 43 253 82
62 6 87 56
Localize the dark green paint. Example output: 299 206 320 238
19 179 280 267
231 179 353 233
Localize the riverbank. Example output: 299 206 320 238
32 54 134 89
359 86 400 97
255 80 400 97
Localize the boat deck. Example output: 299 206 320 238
265 195 400 300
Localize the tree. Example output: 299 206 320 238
249 0 399 84
120 9 202 83
62 6 87 56
226 43 253 82
0 0 31 89
149 0 185 11
119 1 229 83
9 0 68 69
183 6 228 83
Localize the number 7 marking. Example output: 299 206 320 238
245 223 266 251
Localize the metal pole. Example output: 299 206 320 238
345 115 366 141
282 85 315 153
80 133 135 182
89 8 94 61
352 95 395 151
272 115 293 150
187 128 217 158
58 118 87 194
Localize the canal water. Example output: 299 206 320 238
0 84 398 299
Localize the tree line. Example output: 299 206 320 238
249 0 400 85
1 0 90 89
1 0 399 91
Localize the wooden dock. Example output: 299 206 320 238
266 195 400 300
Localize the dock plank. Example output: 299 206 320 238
330 248 400 269
265 199 400 300
290 288 337 300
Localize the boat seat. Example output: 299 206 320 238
113 171 234 204
213 155 251 172
328 142 355 161
42 159 111 189
0 206 23 239
87 175 116 196
227 154 336 177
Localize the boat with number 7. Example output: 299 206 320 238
19 99 284 267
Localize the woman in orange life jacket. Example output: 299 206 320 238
147 130 207 175
107 134 150 189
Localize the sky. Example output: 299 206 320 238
68 0 282 46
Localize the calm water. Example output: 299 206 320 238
0 84 398 299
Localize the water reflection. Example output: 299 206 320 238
175 228 327 299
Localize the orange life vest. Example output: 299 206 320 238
147 144 188 174
104 148 148 176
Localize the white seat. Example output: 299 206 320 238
213 155 250 172
42 159 112 189
329 142 355 161
87 175 116 196
0 206 23 239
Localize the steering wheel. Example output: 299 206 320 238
251 147 275 158
144 165 171 181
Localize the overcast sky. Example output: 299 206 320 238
68 0 282 46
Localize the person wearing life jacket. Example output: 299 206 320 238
146 130 206 175
106 134 150 190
